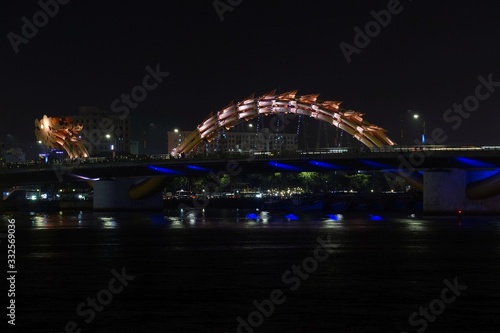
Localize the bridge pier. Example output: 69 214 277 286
93 178 163 211
424 169 500 215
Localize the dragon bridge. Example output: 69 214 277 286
172 90 396 157
35 115 89 159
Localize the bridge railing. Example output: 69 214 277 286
1 145 499 171
369 145 500 153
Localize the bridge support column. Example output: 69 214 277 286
93 178 163 211
424 169 500 215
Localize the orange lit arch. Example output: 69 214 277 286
172 90 396 156
130 90 397 200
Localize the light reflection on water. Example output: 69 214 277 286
403 219 428 232
14 209 440 231
23 209 279 229
8 209 494 232
98 216 118 229
31 212 81 229
2 209 500 333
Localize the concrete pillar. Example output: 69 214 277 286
93 178 163 211
424 169 500 215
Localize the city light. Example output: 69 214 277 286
400 110 425 145
284 214 299 221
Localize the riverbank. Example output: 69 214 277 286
164 192 424 212
0 199 92 212
1 192 423 213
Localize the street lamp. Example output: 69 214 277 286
412 114 426 144
400 110 425 145
105 134 116 157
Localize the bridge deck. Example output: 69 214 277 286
0 148 499 187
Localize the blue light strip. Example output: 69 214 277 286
186 165 212 172
360 159 394 169
309 160 344 170
269 161 301 171
148 165 182 174
456 157 498 169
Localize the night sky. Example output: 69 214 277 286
1 0 500 154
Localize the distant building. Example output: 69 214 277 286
222 128 298 153
167 128 298 155
2 148 25 163
130 141 139 155
68 107 131 156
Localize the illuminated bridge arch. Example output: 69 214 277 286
129 90 397 200
172 90 396 157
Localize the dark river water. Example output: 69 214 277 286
1 209 500 333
